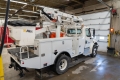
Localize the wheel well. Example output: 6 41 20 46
94 42 98 45
54 51 71 64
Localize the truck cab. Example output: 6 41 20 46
66 27 97 56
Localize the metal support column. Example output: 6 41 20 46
0 0 10 80
0 57 4 80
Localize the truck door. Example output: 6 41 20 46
83 28 92 55
85 28 91 48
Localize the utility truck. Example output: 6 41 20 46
8 7 98 77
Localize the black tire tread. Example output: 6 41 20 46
91 44 98 57
54 54 70 74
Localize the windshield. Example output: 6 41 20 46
67 29 82 34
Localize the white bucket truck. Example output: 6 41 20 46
8 6 98 77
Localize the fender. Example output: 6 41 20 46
90 42 94 54
90 39 98 53
54 51 71 64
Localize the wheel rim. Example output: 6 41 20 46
59 59 67 71
93 47 97 56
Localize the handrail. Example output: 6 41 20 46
20 46 29 59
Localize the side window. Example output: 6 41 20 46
86 28 91 37
67 29 82 34
67 29 76 34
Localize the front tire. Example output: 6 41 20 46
54 55 70 74
91 44 98 57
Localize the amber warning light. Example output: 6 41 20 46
110 28 114 34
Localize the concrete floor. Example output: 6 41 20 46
2 48 120 80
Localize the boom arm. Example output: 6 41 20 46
39 7 84 37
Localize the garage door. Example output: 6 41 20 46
80 11 111 52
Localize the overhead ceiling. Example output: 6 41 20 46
0 0 111 20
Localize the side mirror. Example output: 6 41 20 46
93 29 95 37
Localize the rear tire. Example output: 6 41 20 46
91 44 98 57
54 55 70 74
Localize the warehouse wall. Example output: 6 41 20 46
80 11 110 52
110 0 120 51
73 0 120 51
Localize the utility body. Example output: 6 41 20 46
8 7 98 76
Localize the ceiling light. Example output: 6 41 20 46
5 0 27 5
10 9 17 11
22 10 39 14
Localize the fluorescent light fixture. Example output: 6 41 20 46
10 9 17 11
5 0 27 5
35 5 58 10
22 10 39 14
